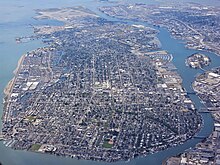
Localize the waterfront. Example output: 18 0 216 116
0 0 220 165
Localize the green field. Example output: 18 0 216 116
30 144 41 151
26 115 36 122
103 141 113 148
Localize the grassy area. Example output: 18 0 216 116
30 144 41 151
26 115 36 122
104 122 108 129
103 140 113 148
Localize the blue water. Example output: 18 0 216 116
0 0 220 164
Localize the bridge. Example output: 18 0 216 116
187 92 196 95
194 136 207 139
198 108 211 113
199 111 210 113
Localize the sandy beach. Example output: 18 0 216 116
13 54 25 75
4 54 25 96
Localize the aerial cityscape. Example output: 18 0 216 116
0 0 220 165
2 7 201 162
100 3 220 55
167 67 220 164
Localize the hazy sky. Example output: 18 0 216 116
123 0 220 6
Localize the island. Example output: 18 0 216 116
2 6 201 162
186 53 211 69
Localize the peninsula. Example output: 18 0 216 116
2 6 201 162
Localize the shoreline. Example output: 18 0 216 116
2 54 26 126
3 54 25 96
99 10 220 57
2 31 203 165
164 68 219 164
1 10 203 163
